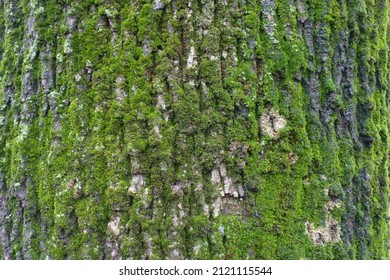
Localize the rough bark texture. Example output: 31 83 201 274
0 0 389 260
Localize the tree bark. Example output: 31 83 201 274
0 0 389 259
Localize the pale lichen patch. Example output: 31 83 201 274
211 168 221 185
306 189 342 246
202 204 209 215
153 125 162 139
187 46 197 69
115 76 126 104
223 176 234 195
108 216 120 236
219 164 227 178
306 218 341 246
128 174 145 195
289 151 298 164
153 0 165 11
212 196 222 218
325 199 341 211
237 184 245 198
63 37 73 54
172 181 183 195
260 108 287 138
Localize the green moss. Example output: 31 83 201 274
0 0 388 260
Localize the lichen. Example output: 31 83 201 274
0 0 388 260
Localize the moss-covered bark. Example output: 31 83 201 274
0 0 389 259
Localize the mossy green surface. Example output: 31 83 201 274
0 0 389 259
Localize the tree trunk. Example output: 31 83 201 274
0 0 389 260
